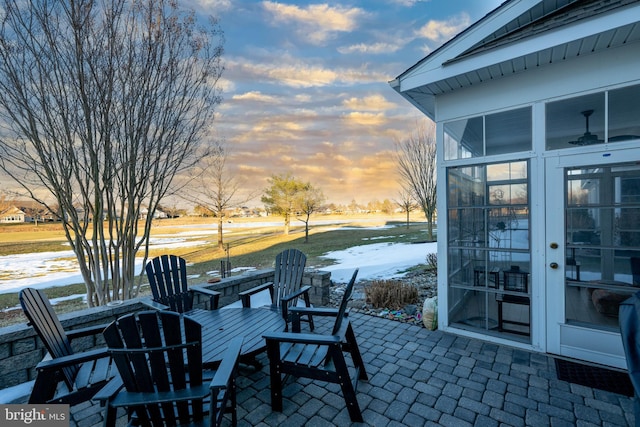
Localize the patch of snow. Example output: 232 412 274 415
320 242 437 283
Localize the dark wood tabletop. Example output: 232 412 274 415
186 307 286 368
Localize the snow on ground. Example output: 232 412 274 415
0 224 437 295
0 237 209 294
319 241 437 283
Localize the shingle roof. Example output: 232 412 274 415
454 0 640 63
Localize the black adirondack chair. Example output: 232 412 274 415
263 268 368 422
237 248 313 330
19 287 117 405
145 254 221 312
98 310 242 427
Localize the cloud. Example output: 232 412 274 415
262 1 367 45
227 57 338 88
415 12 471 44
342 112 388 126
226 55 389 88
338 42 403 55
387 0 431 6
186 0 233 12
342 95 396 112
232 91 278 103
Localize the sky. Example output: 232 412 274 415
181 0 504 206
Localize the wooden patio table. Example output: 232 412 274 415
185 307 286 368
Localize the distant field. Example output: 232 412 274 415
0 212 433 327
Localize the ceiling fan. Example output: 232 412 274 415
568 110 604 145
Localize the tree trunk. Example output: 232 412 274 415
284 213 290 235
218 217 224 249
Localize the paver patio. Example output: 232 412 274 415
68 312 635 426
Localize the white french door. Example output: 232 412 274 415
545 149 640 368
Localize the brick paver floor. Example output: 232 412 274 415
70 312 635 426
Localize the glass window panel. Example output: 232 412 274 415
444 117 483 160
546 92 605 150
487 161 527 181
609 84 640 142
619 208 640 249
486 107 532 155
447 166 484 207
565 163 640 330
489 208 529 250
447 207 485 245
447 161 531 342
488 184 528 205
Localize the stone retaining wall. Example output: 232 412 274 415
205 268 331 308
0 269 331 396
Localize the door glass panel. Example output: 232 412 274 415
447 161 531 342
565 163 640 329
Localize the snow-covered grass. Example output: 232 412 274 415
0 240 437 294
320 241 437 283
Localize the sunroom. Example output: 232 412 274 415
391 0 640 368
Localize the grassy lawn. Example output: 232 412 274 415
0 213 434 326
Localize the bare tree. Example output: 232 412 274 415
296 184 326 243
0 0 224 306
395 187 418 229
395 119 437 240
183 143 256 249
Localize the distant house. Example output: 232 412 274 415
0 206 31 223
139 207 167 219
391 0 640 369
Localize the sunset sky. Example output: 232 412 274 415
190 0 504 207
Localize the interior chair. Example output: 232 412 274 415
263 268 368 422
497 266 530 336
145 254 221 312
19 287 117 405
229 248 313 331
97 310 242 427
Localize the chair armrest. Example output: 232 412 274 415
281 285 312 304
35 348 109 371
238 282 273 297
66 323 110 340
290 306 348 317
210 337 242 389
92 376 124 405
191 285 221 310
238 282 273 307
263 331 341 345
109 384 211 407
140 297 170 311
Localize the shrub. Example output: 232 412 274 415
365 279 418 310
426 252 437 271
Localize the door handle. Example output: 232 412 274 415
550 262 559 269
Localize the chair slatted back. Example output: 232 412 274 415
19 288 78 389
331 269 359 336
146 255 193 313
103 311 204 426
273 249 307 307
